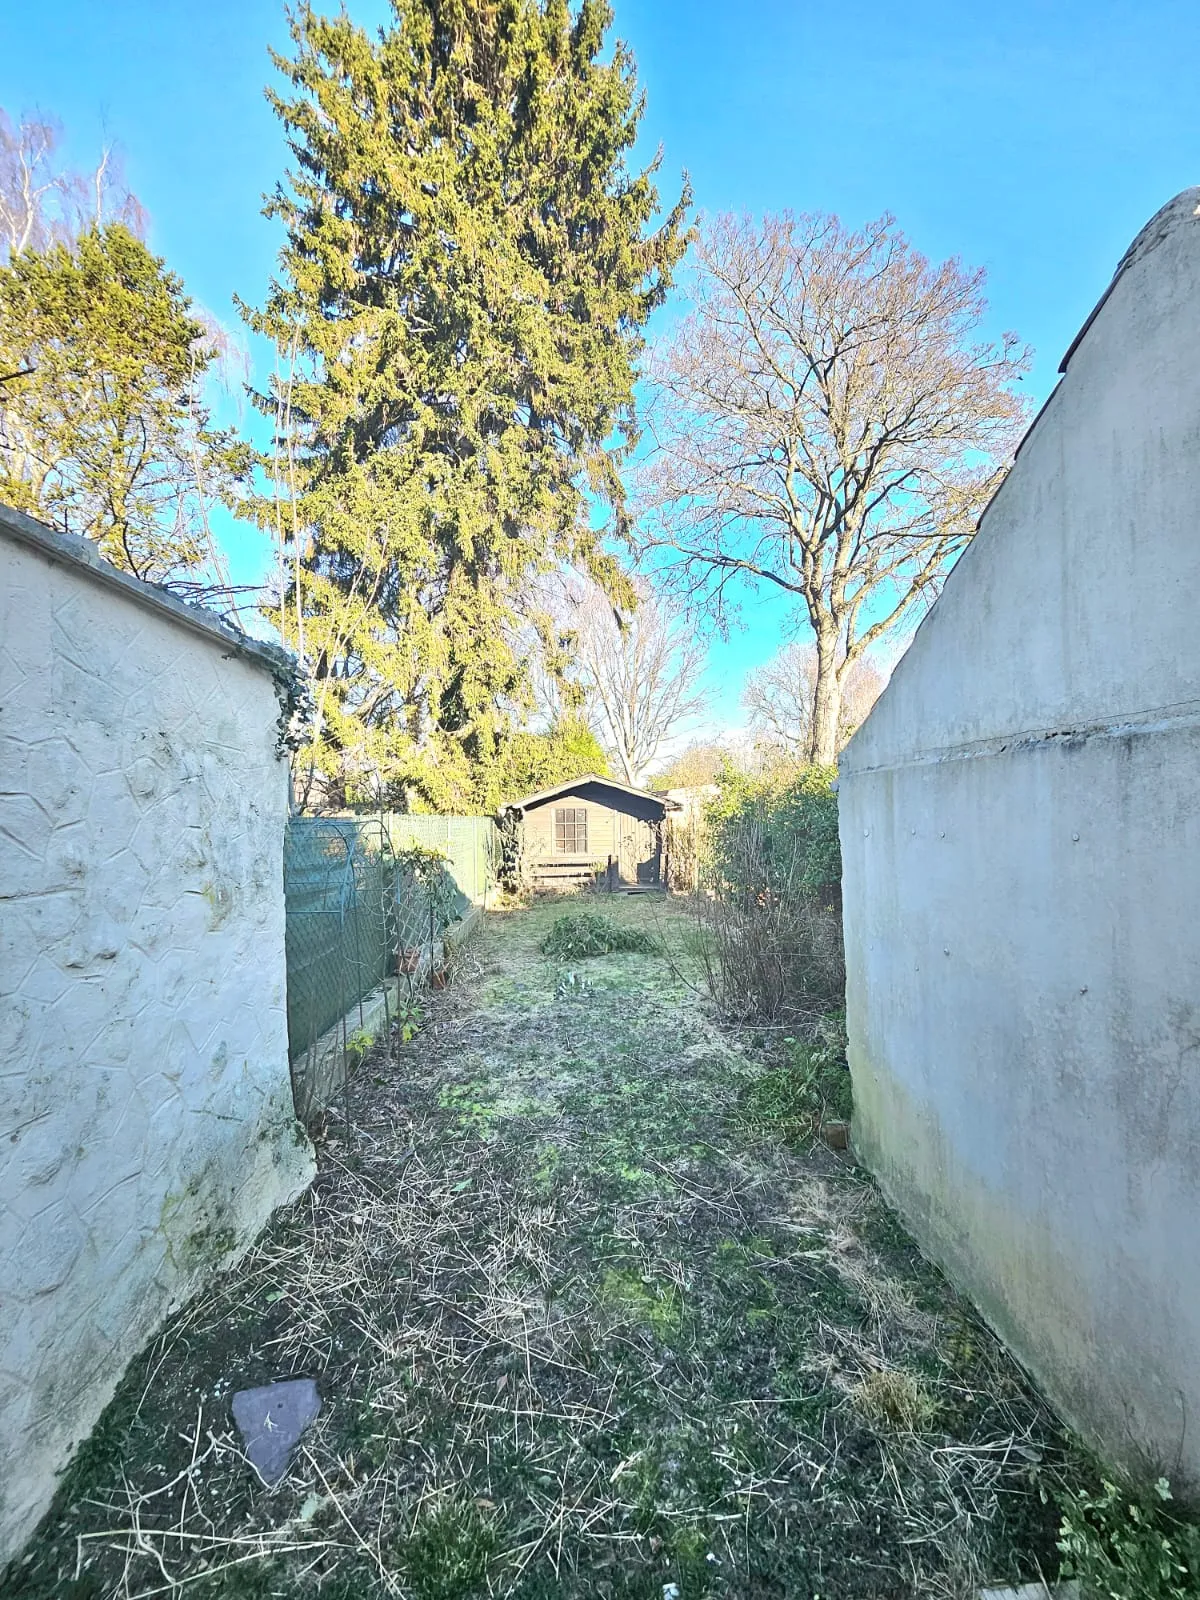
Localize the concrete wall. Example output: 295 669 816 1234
0 509 315 1561
839 190 1200 1486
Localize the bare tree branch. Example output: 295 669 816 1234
0 108 146 263
743 641 886 759
534 572 709 785
639 210 1031 762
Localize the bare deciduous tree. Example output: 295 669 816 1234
542 574 708 785
642 211 1031 764
0 108 145 262
650 738 732 790
743 640 885 759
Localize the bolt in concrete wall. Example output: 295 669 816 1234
0 509 315 1562
839 190 1200 1488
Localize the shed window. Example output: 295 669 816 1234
554 807 588 854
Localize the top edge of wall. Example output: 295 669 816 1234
837 186 1200 777
0 501 293 680
1058 187 1200 375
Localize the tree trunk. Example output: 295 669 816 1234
808 632 841 766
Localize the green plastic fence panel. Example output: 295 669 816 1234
284 817 396 1062
383 813 498 915
284 813 498 1064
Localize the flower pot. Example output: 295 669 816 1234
398 948 421 975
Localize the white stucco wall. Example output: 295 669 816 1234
839 190 1200 1487
0 510 315 1562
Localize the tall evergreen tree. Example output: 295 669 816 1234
249 0 688 810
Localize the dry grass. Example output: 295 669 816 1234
850 1369 938 1432
8 895 1080 1600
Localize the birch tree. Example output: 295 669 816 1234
642 211 1030 764
0 108 144 262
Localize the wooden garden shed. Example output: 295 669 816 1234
501 774 679 890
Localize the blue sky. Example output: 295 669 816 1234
4 0 1199 735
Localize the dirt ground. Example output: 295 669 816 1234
9 896 1080 1600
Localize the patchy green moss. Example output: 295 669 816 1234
157 1172 240 1274
597 1266 685 1339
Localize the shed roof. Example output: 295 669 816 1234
500 773 680 815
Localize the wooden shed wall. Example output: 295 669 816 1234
523 797 619 865
521 793 664 886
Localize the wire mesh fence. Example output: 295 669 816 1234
283 812 498 1121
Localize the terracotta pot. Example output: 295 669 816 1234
398 949 421 975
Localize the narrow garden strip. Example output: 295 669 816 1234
11 899 1104 1599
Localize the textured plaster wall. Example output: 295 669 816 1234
0 512 315 1562
839 190 1200 1486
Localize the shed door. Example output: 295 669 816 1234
617 816 661 884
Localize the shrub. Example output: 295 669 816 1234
706 763 840 900
691 765 843 1023
1057 1476 1200 1600
345 1026 375 1067
742 1011 852 1140
394 843 459 927
541 912 659 959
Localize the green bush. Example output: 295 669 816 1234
706 763 840 899
541 912 659 959
692 764 844 1021
1057 1476 1200 1599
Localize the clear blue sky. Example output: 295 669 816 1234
4 0 1199 732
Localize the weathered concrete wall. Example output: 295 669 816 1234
0 509 315 1561
839 190 1200 1485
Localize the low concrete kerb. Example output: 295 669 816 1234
291 978 403 1121
977 1580 1080 1599
445 903 484 952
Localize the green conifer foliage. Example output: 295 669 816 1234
249 0 688 811
0 226 249 580
491 714 610 810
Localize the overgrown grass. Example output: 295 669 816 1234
3 897 1147 1600
540 910 659 958
740 1012 853 1142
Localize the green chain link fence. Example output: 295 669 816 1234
283 812 498 1119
